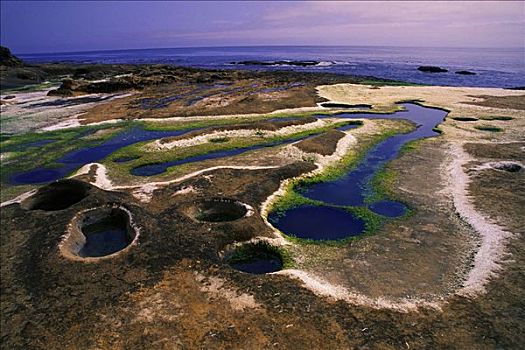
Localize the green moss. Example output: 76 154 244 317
108 120 356 177
297 123 413 187
208 137 230 143
368 167 398 202
270 185 322 215
475 125 503 132
399 139 422 154
140 109 341 132
0 122 133 183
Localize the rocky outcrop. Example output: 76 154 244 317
48 77 140 96
417 66 448 73
0 46 23 67
46 67 230 96
455 70 476 75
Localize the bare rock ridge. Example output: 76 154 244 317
0 46 23 67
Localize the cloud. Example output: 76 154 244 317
263 1 524 25
147 1 524 48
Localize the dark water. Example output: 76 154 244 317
302 103 447 207
79 219 131 257
230 257 283 274
19 46 525 88
9 126 194 185
268 205 366 240
269 103 447 240
130 134 314 177
336 123 361 131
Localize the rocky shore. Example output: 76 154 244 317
2 45 524 350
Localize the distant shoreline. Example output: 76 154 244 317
11 45 523 89
14 44 525 57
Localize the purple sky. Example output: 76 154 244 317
1 1 524 54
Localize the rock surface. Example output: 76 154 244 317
455 70 476 75
0 46 23 67
417 65 448 73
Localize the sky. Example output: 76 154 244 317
1 1 524 54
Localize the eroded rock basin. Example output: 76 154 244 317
226 242 284 274
21 179 91 211
61 205 137 259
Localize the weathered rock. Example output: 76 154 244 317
417 66 448 73
455 70 476 75
47 88 74 97
47 77 137 95
0 46 23 67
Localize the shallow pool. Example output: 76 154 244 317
269 103 447 240
9 126 195 185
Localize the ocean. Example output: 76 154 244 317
18 46 525 88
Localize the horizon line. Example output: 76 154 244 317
13 44 525 56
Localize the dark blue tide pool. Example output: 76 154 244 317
9 126 195 185
268 205 366 240
269 103 447 240
79 219 131 257
301 103 447 207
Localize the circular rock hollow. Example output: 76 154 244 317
60 205 138 260
194 197 253 222
21 179 91 211
225 242 284 274
492 162 523 173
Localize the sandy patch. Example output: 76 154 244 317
448 142 514 295
195 273 262 311
1 91 133 134
150 119 327 151
317 83 525 118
